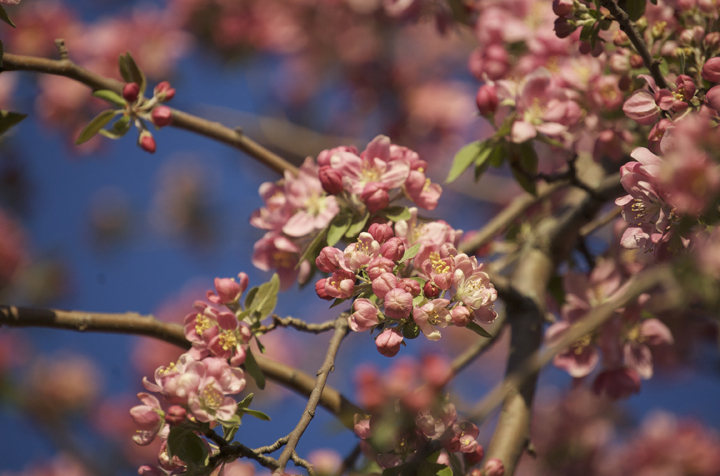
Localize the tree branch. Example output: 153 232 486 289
274 316 350 474
0 305 363 430
0 51 298 176
258 315 337 334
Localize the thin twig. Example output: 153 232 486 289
0 51 298 176
254 437 289 454
274 316 350 475
600 0 669 89
580 207 622 237
258 315 337 334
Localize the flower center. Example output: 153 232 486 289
195 313 213 336
429 252 450 275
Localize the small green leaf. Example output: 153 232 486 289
123 52 146 97
93 89 127 107
0 5 15 28
246 274 279 321
167 427 208 466
412 295 425 306
384 206 412 222
466 321 492 338
402 321 421 339
75 109 118 145
436 467 453 476
242 408 271 421
624 0 646 21
298 227 329 268
580 21 596 42
399 242 421 263
244 349 265 390
99 115 132 139
475 141 501 182
329 297 348 309
244 286 259 310
118 55 131 83
345 212 370 238
0 110 27 136
488 141 506 167
328 214 352 246
509 141 538 195
446 140 486 183
237 393 254 409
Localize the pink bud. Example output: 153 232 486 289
592 368 641 399
380 237 405 261
353 414 372 439
360 184 390 213
151 106 173 128
676 74 696 101
424 281 440 299
464 445 485 466
139 132 156 154
165 405 187 426
213 277 242 303
372 272 398 300
676 0 697 10
699 0 717 13
368 223 394 243
705 32 720 51
318 166 344 195
475 84 499 116
622 91 660 125
237 272 249 293
451 305 473 327
609 54 630 75
554 17 576 39
154 81 175 101
138 466 164 476
630 54 644 69
702 57 720 83
316 246 344 273
315 279 333 301
375 328 404 357
398 278 421 296
367 256 395 281
706 85 720 111
383 288 413 319
613 30 629 46
122 82 140 102
552 0 573 16
484 458 505 476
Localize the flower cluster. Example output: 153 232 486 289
314 212 496 356
545 259 674 399
353 357 486 473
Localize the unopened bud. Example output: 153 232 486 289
360 184 389 213
379 237 405 261
630 54 644 69
706 85 720 111
476 84 499 116
122 82 140 103
552 0 573 17
464 444 485 466
613 30 629 46
368 223 394 243
554 17 576 39
375 328 403 357
151 106 173 128
139 131 156 154
705 32 720 51
318 166 344 195
484 458 505 476
702 57 720 83
699 0 717 13
165 405 187 426
154 81 176 102
315 279 333 301
423 281 440 299
609 54 631 75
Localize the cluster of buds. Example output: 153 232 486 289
121 80 176 154
315 213 497 357
352 357 486 472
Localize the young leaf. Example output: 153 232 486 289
75 110 118 145
123 52 147 97
328 214 351 246
99 115 132 139
329 297 348 309
167 427 208 466
446 140 486 183
399 242 421 263
298 226 329 268
244 286 259 310
244 348 266 390
246 274 279 321
237 393 254 408
242 408 271 421
384 206 412 222
0 5 15 28
509 141 538 195
93 90 127 107
118 55 131 83
624 0 646 21
345 212 370 238
0 110 27 136
466 321 492 338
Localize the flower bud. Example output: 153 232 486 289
139 131 156 154
423 281 440 299
629 54 644 69
451 305 473 327
464 445 485 466
552 0 573 17
618 75 632 91
375 328 403 357
484 458 505 476
398 278 421 296
360 184 390 213
676 74 696 101
213 277 242 303
702 57 720 83
554 17 576 39
476 84 499 116
122 82 140 103
706 85 720 111
383 288 413 319
368 223 394 243
705 32 720 51
372 272 398 300
316 246 344 273
151 106 173 127
165 405 187 426
318 166 344 195
609 54 631 75
699 0 717 13
613 30 629 46
154 81 175 102
380 237 405 261
315 279 333 300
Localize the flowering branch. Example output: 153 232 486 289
600 0 669 89
274 315 350 475
0 50 298 176
257 315 337 334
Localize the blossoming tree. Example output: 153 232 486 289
1 0 720 475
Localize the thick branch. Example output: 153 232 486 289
0 52 298 176
0 305 363 430
600 0 669 89
274 316 350 474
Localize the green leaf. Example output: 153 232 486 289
418 462 449 476
402 321 421 339
399 242 421 263
384 206 412 222
548 273 565 307
446 140 486 183
242 408 271 421
123 52 146 97
466 321 492 338
244 349 265 390
246 274 279 321
118 55 131 83
509 141 538 195
474 141 499 182
488 140 507 167
167 427 208 466
75 109 118 145
298 227 329 268
237 393 254 409
580 21 596 42
328 214 351 246
329 297 348 309
624 0 646 21
436 467 453 476
345 212 370 238
244 286 259 310
99 115 132 139
0 110 27 136
93 89 127 107
0 5 15 27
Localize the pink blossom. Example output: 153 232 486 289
318 166 344 195
368 223 394 244
324 270 355 299
592 367 641 399
589 76 624 111
413 299 451 340
164 405 187 426
404 169 442 210
484 458 505 476
282 158 340 237
316 246 347 273
250 182 290 231
344 233 381 271
394 208 462 267
379 237 405 261
367 256 396 280
660 150 720 215
375 328 404 357
315 279 333 300
251 232 300 290
397 278 421 296
372 272 398 300
206 273 249 305
546 320 599 378
623 91 660 125
348 299 380 332
384 288 414 319
360 183 390 213
130 393 165 445
451 256 497 320
468 45 511 81
702 57 720 83
450 305 473 327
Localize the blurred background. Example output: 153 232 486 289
1 1 720 475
